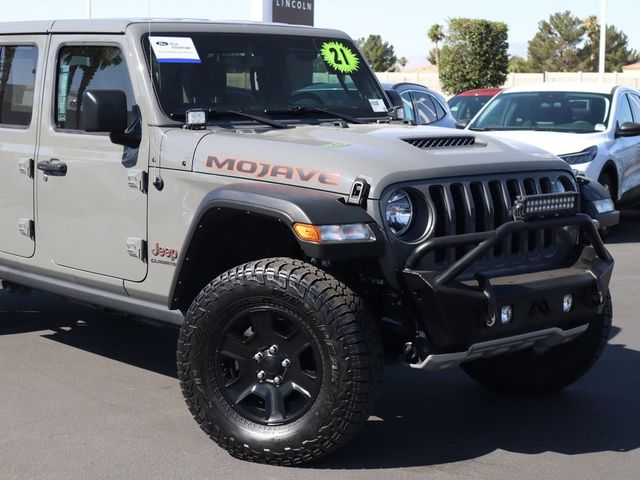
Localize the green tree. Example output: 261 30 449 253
355 35 397 72
427 23 445 65
508 55 532 73
579 24 640 72
427 48 437 66
527 11 585 71
439 18 509 94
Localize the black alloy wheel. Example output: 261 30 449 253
214 304 322 425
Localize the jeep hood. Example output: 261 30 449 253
184 124 570 199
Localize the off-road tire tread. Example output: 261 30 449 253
176 257 383 466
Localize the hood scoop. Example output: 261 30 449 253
403 136 483 149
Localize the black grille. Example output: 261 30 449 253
387 172 578 274
403 136 478 149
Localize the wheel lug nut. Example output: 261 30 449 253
281 359 291 368
253 352 263 363
269 345 279 355
257 371 266 382
274 376 283 386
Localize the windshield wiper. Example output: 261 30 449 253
264 106 365 125
169 109 289 129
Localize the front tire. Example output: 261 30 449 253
462 293 612 395
177 258 382 465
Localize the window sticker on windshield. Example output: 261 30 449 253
369 99 387 113
320 41 360 74
149 36 201 63
594 123 606 132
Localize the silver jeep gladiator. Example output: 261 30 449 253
0 19 613 465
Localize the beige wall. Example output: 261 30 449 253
375 71 640 95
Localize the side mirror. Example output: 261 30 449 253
385 89 405 120
455 119 470 129
615 121 640 138
82 90 128 134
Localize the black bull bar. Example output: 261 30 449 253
402 213 614 353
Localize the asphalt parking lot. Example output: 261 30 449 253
1 211 640 480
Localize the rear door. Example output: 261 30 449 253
0 39 44 257
35 36 148 281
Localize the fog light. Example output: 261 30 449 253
563 294 574 313
500 305 513 325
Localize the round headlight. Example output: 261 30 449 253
386 189 414 235
551 179 566 193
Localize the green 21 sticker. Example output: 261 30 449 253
320 41 360 74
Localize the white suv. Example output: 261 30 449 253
467 83 640 207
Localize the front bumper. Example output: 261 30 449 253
594 209 620 230
402 214 614 357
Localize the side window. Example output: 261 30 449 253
399 91 415 122
411 91 438 124
0 45 38 127
431 96 447 120
628 93 640 122
616 94 634 126
55 46 134 131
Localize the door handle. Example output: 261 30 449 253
37 159 67 177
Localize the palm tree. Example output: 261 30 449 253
582 15 599 65
427 24 445 66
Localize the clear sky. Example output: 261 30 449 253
1 0 638 69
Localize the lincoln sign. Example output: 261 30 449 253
272 0 314 26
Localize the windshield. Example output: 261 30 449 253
448 95 494 121
469 91 612 133
143 33 388 122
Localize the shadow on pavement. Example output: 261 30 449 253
605 209 640 244
316 324 640 469
2 290 638 470
0 290 179 378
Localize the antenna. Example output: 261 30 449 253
147 0 163 190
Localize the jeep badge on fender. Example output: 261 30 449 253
0 18 614 467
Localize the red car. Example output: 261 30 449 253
448 88 501 122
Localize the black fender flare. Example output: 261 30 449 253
168 183 386 309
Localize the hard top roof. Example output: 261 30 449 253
0 18 343 36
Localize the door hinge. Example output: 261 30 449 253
18 218 35 239
126 237 147 261
127 170 148 194
18 158 34 178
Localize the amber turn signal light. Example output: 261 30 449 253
293 223 321 242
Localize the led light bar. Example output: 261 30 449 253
511 192 579 221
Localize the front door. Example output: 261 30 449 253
0 40 43 258
611 92 640 201
36 37 148 281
